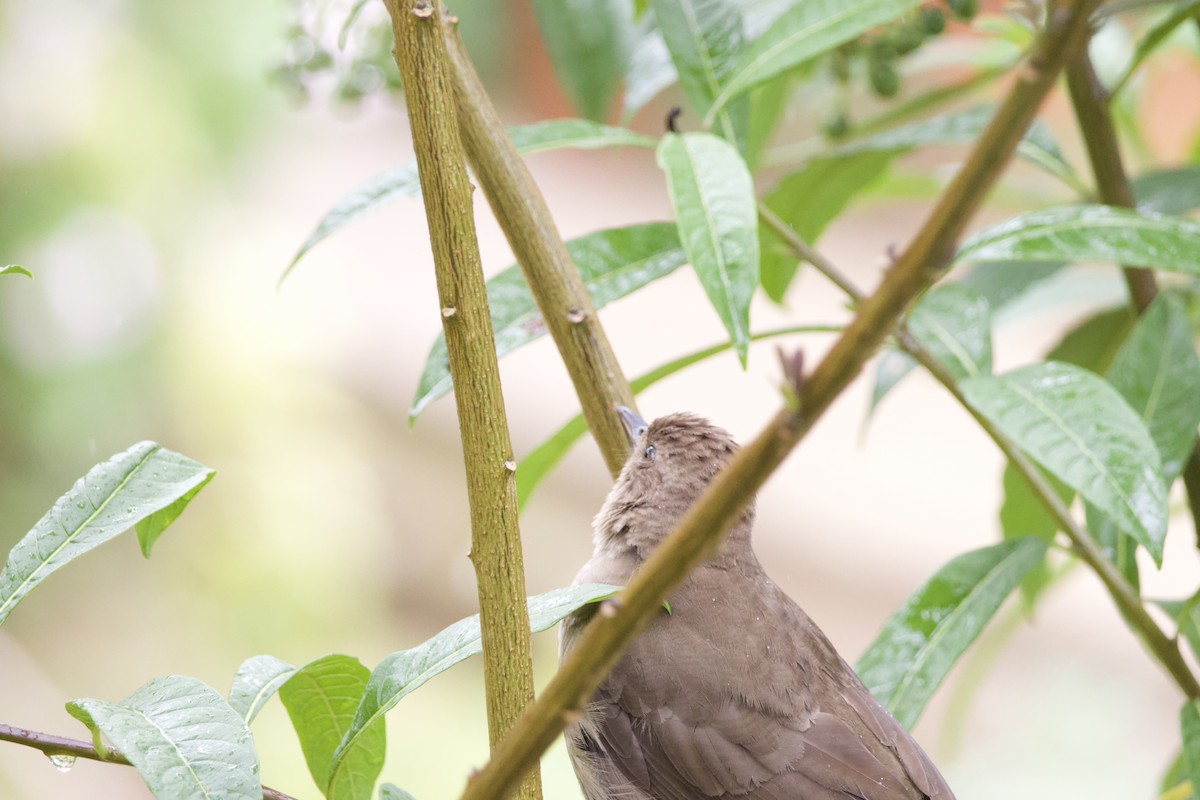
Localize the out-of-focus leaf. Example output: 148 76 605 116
856 537 1047 729
516 324 839 508
1159 751 1188 799
1160 593 1200 663
286 120 656 278
1106 293 1200 481
657 133 758 365
961 362 1167 564
0 443 214 627
623 16 676 120
824 105 1076 186
1084 501 1140 590
338 0 372 48
998 464 1070 610
708 0 923 121
743 72 791 171
282 655 384 800
380 785 418 800
652 0 747 144
410 223 685 420
954 205 1200 276
229 654 297 725
1044 306 1136 374
1 264 31 278
867 284 991 412
67 676 259 800
759 150 893 302
1182 699 1200 800
532 0 632 121
331 585 622 781
1133 166 1200 216
955 261 1064 314
1110 0 1200 97
906 285 992 380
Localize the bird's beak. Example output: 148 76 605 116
615 406 648 445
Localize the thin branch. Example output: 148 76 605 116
759 169 1200 700
381 1 540 798
1064 48 1200 549
0 723 296 800
441 20 637 478
457 3 1103 798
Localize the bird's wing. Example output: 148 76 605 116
571 682 936 800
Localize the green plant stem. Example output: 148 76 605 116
759 182 1200 700
457 4 1103 799
441 21 637 478
1064 49 1200 553
381 3 541 799
0 723 296 800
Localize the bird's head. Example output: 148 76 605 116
593 407 754 555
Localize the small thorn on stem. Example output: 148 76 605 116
503 459 517 473
565 306 586 324
412 0 434 18
599 597 622 618
777 347 805 398
441 306 457 318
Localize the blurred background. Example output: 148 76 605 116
1 0 1198 798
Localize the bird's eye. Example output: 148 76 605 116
643 445 656 462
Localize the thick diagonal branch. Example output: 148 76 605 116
382 2 540 798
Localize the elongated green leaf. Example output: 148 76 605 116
134 457 217 557
338 0 372 48
623 16 676 119
281 655 384 800
331 585 622 781
657 133 758 365
410 223 685 420
1 264 31 278
380 786 418 800
856 537 1047 729
1043 306 1136 374
998 464 1069 610
68 676 260 800
867 284 992 413
954 205 1200 276
1107 293 1200 480
1133 166 1200 216
1111 0 1200 97
1182 700 1200 800
955 261 1063 314
759 150 893 302
286 120 656 277
532 0 632 121
229 654 298 725
961 362 1167 564
0 442 215 627
708 0 924 121
907 284 992 380
652 0 746 143
824 105 1076 187
516 324 839 508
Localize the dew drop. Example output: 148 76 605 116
47 754 76 773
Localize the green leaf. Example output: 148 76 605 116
743 72 791 171
1 264 31 278
1160 751 1188 799
708 0 925 123
0 442 215 627
134 457 217 557
998 464 1068 609
657 132 758 365
906 284 992 380
1133 166 1200 216
1043 306 1136 374
961 362 1168 564
1110 0 1200 98
67 676 260 800
229 654 298 726
281 655 384 800
286 120 655 278
856 537 1047 729
410 223 685 420
759 150 893 302
954 205 1200 276
867 284 992 413
1106 293 1200 481
1182 699 1200 800
380 785 418 800
651 0 746 144
955 261 1063 314
338 0 372 48
623 17 676 119
532 0 632 121
330 584 622 782
516 324 838 508
824 105 1077 188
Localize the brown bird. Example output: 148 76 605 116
561 408 955 800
